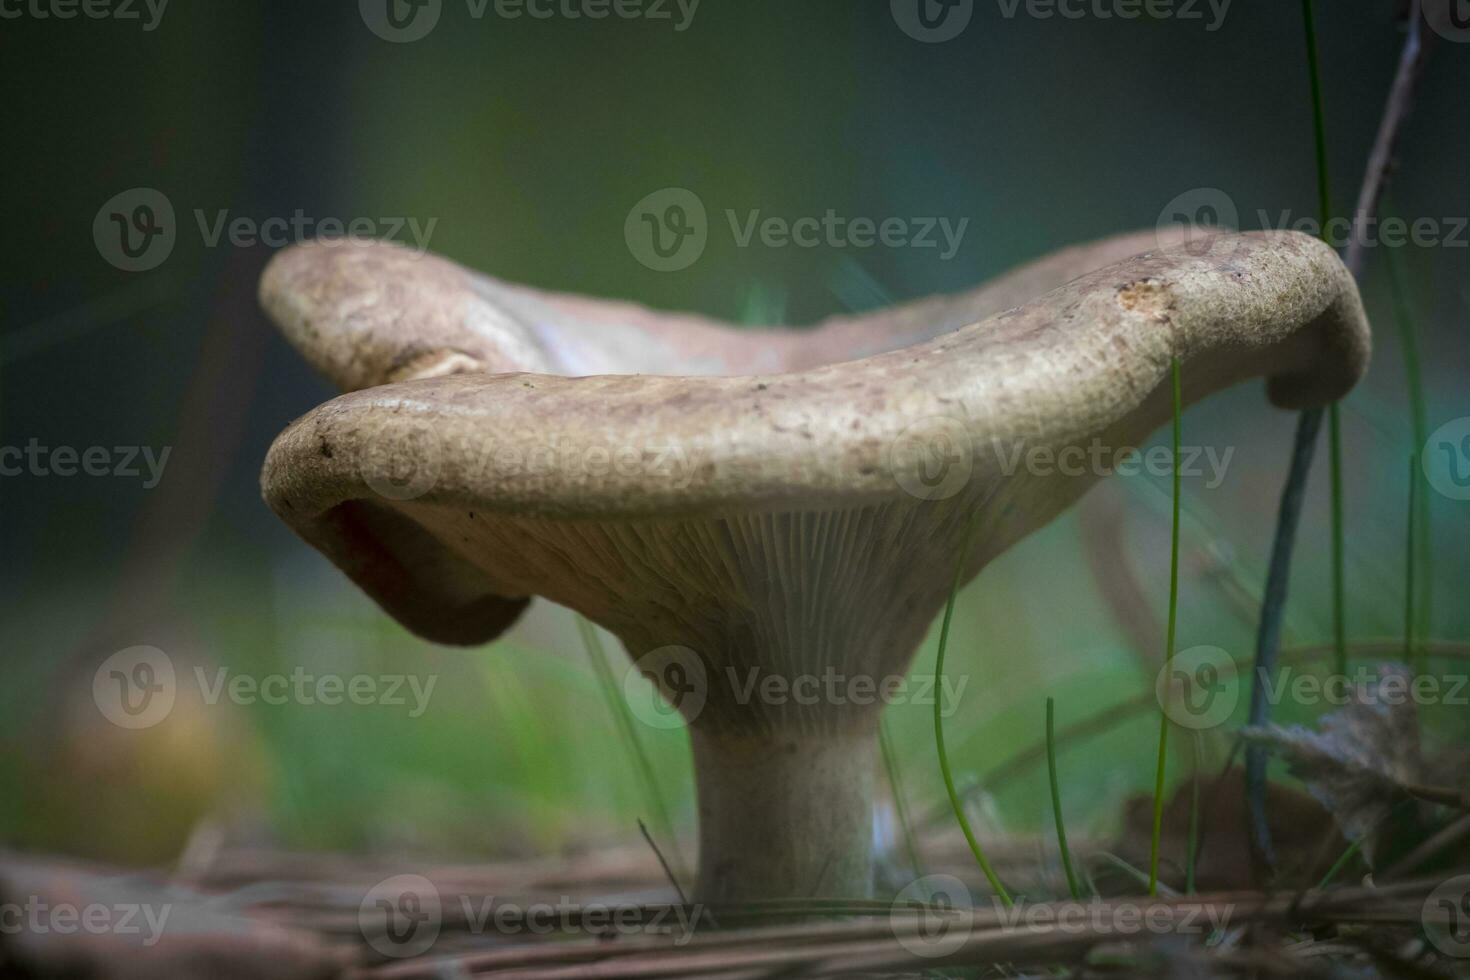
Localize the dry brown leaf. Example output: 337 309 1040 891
1243 663 1428 866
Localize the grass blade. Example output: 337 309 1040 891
1045 698 1082 900
1098 852 1179 897
1186 732 1202 895
1405 453 1418 673
1300 0 1332 231
1148 358 1184 896
576 616 689 891
1316 836 1365 891
1318 798 1418 889
934 510 1013 906
1386 243 1432 650
1329 405 1346 675
1300 0 1348 679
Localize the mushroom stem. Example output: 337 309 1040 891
690 725 877 903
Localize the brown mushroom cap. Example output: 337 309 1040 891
262 231 1368 671
260 228 1207 387
262 230 1369 902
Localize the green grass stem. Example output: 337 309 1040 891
1045 698 1082 899
934 512 1013 906
576 616 688 890
1147 358 1184 896
1386 244 1432 651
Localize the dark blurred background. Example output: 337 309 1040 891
2 0 1466 866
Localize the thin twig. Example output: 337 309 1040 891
1343 0 1431 281
639 819 691 908
1247 0 1433 869
1382 812 1470 879
1246 408 1325 870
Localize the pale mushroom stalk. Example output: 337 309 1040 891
260 231 1369 902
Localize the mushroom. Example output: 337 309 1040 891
260 230 1369 902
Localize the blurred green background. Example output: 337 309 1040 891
1 0 1467 869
